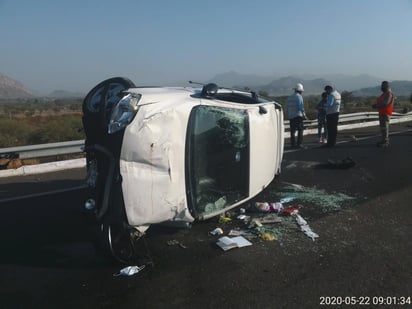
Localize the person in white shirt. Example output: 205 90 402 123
286 83 307 148
323 85 341 147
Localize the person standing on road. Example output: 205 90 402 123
323 85 341 147
372 81 395 147
286 83 307 148
316 92 328 144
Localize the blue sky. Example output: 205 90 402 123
1 0 412 94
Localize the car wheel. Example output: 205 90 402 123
82 77 136 146
83 77 135 115
96 222 143 264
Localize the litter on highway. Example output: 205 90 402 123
238 198 320 242
218 215 232 224
228 229 248 236
209 228 224 236
253 202 284 213
295 213 307 225
216 236 252 251
274 183 356 214
260 233 276 241
300 224 319 241
293 213 319 241
114 265 146 277
236 214 248 220
208 182 355 248
259 216 283 224
280 205 301 216
166 239 187 248
279 197 295 204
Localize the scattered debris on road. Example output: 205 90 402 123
216 236 252 251
114 265 146 277
166 239 187 249
162 183 357 256
209 228 224 236
274 183 356 214
293 213 319 241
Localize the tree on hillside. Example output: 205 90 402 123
341 91 354 104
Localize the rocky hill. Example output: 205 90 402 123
256 76 332 96
207 71 398 96
0 73 34 99
353 80 412 97
208 73 333 96
208 70 277 88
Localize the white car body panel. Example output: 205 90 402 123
248 103 284 196
118 87 284 232
120 89 195 232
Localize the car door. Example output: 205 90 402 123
248 102 283 197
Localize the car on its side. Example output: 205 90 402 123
82 77 284 262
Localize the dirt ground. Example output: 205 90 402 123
0 123 411 309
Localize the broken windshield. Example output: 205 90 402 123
186 105 250 218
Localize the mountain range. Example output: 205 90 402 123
352 80 412 96
1 72 411 99
207 71 410 96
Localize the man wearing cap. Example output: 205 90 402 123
286 83 307 148
323 85 341 147
372 81 394 147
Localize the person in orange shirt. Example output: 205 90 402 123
372 81 395 147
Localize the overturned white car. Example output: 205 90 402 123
82 77 284 262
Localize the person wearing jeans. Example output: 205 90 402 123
372 81 394 147
323 85 341 147
286 83 307 148
316 92 328 143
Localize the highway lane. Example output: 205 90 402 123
0 168 87 201
0 122 411 308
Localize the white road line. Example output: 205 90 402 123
0 185 88 203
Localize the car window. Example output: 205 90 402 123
214 92 271 104
186 105 250 217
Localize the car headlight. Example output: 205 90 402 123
108 93 141 134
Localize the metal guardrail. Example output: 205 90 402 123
1 111 412 160
287 111 412 135
0 140 85 160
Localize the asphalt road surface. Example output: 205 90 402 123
0 122 411 309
